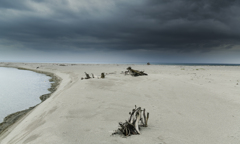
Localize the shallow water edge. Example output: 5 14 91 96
0 66 62 135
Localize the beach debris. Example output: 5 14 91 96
101 73 105 78
112 105 150 137
36 67 39 69
59 64 66 66
126 67 148 76
147 62 150 65
82 72 105 79
85 72 91 79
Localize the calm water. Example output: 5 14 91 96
0 67 51 121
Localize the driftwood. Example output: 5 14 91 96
84 72 91 79
112 105 149 137
82 72 106 79
126 67 148 76
101 73 105 78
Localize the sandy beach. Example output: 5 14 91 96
0 63 240 144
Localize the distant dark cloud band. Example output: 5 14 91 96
0 0 240 53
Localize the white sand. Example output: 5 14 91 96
0 63 240 144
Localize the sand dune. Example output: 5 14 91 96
0 63 240 144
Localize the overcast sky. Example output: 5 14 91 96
1 0 240 63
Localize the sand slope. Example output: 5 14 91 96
0 63 240 144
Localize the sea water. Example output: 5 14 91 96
0 67 51 121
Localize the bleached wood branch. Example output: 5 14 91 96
112 106 149 137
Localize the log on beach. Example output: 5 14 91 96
126 67 148 76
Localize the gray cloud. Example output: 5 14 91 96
1 0 240 55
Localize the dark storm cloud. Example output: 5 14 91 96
1 0 240 52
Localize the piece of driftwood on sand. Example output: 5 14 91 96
101 73 105 78
126 67 148 76
84 72 91 79
82 72 105 80
112 105 149 137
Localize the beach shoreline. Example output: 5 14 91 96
0 62 240 144
0 65 62 135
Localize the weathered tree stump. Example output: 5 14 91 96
112 105 150 137
101 73 105 78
